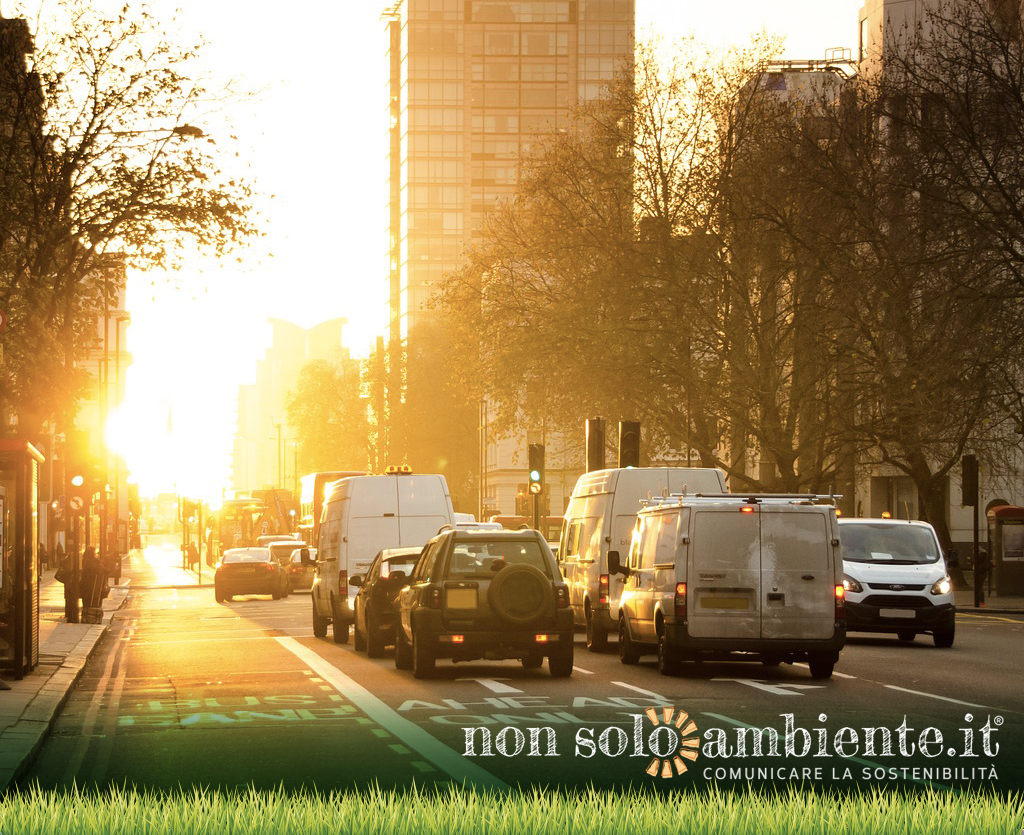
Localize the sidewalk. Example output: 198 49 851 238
0 547 205 792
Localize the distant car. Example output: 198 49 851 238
394 529 573 679
215 548 289 603
287 547 316 591
839 518 955 647
351 547 421 657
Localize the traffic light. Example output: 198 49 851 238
528 443 545 494
619 421 640 468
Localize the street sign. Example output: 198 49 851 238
69 496 83 512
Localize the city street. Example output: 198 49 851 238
16 538 1022 795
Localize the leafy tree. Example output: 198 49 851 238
286 359 368 475
0 3 256 437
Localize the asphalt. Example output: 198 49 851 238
0 555 1021 793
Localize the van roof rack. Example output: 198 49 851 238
640 493 841 508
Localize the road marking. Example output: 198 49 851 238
276 637 509 791
572 666 594 675
612 681 668 701
712 678 826 697
883 684 1020 714
702 711 951 792
455 678 524 694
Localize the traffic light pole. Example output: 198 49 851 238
533 491 540 532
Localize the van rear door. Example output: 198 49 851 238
760 507 835 640
687 508 761 639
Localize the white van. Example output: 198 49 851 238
838 518 955 647
307 473 455 643
616 494 846 678
559 467 728 651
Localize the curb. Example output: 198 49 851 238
0 586 132 793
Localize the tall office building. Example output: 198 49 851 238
385 0 634 511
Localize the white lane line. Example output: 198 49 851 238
883 685 1016 713
456 678 524 694
572 666 594 675
612 681 670 701
276 636 509 791
702 711 951 792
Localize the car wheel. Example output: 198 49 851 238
312 598 329 638
808 652 835 679
366 609 386 659
272 586 282 600
548 642 573 678
521 651 544 669
897 630 916 642
353 614 367 652
933 624 955 648
657 631 680 676
215 584 225 604
332 597 350 645
585 606 608 653
395 627 413 670
618 618 640 665
412 631 435 679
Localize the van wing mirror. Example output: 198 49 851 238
608 550 628 576
300 548 313 566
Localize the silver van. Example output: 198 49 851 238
559 467 728 651
616 494 847 678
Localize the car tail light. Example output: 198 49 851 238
555 586 569 608
427 586 442 609
451 634 464 643
599 574 609 605
261 563 276 573
338 570 348 596
674 582 687 622
834 584 846 620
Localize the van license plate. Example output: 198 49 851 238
879 608 915 619
446 589 477 609
701 597 748 610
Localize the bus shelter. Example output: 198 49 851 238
0 440 44 679
986 505 1024 596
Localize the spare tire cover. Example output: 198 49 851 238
486 564 554 625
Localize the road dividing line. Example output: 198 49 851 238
883 684 1020 715
456 678 524 694
571 666 594 675
612 681 670 701
702 711 951 792
276 637 509 791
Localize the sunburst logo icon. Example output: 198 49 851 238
642 706 700 778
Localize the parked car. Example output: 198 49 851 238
287 547 316 591
352 547 422 657
838 518 955 647
616 493 846 678
394 529 574 679
215 548 289 602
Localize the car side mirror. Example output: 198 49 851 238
349 575 363 587
608 550 629 576
300 548 313 566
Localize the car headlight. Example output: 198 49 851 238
930 576 952 596
842 575 863 594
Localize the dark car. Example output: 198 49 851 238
352 547 421 657
394 529 574 679
287 547 316 591
215 547 289 602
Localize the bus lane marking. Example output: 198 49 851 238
276 636 509 791
712 679 826 697
455 678 524 694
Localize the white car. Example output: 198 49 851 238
838 518 955 647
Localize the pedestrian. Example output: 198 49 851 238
975 547 991 606
187 541 199 569
80 546 107 609
38 541 48 570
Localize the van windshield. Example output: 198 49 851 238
840 523 940 564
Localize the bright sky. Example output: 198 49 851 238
30 0 863 500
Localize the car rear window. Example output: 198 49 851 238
381 558 417 578
223 550 272 564
444 540 551 578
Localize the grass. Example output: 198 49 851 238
0 784 1019 835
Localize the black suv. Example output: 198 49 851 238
394 529 574 679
